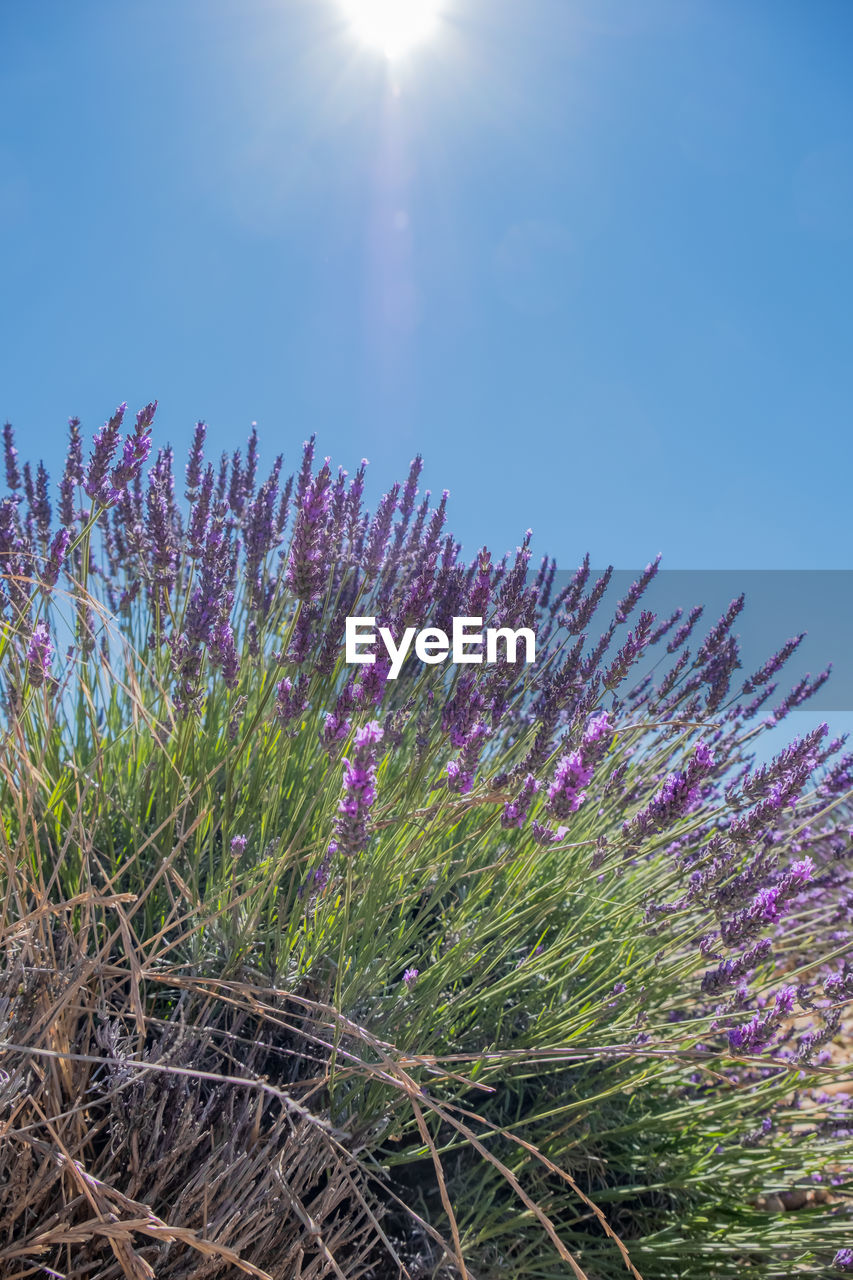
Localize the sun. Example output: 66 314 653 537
340 0 440 59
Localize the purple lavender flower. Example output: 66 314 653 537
604 611 655 690
798 1009 843 1064
295 435 316 508
110 402 156 494
3 422 21 492
145 455 179 592
170 502 239 709
31 462 51 545
727 735 821 842
83 403 127 504
820 749 853 798
59 418 84 528
185 421 207 498
774 985 796 1018
614 556 660 625
286 459 332 601
652 647 691 706
702 633 741 712
209 618 240 688
275 675 307 728
363 483 400 580
824 960 853 1003
402 967 419 988
834 1249 853 1271
739 682 778 721
442 671 487 749
624 741 714 842
287 602 317 664
322 710 352 753
216 451 229 502
696 596 745 667
550 554 590 621
727 987 794 1055
667 605 704 654
565 566 613 635
187 464 214 558
547 712 613 820
720 859 815 947
244 424 259 501
229 693 247 739
534 556 556 611
701 939 772 996
398 564 433 631
467 547 492 620
230 834 248 858
309 843 336 893
422 490 449 564
650 608 683 646
244 461 282 607
742 634 805 694
446 721 490 795
276 473 293 539
361 651 391 706
547 750 594 818
772 667 832 724
328 466 349 549
392 455 423 552
228 448 244 516
502 773 540 829
26 622 53 688
335 721 384 855
42 527 70 588
729 726 826 810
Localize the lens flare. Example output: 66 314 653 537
340 0 440 58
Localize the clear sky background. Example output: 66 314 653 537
2 0 851 580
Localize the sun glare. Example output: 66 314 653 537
340 0 440 59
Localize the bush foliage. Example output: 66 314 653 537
0 406 851 1278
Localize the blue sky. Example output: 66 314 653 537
1 0 852 577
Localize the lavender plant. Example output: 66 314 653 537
0 405 851 1279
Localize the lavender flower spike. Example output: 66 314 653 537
335 721 384 855
26 622 53 688
286 459 332 601
3 422 21 492
83 403 127 504
43 527 71 588
446 721 490 795
185 421 207 498
727 986 796 1055
363 483 400 579
59 418 84 527
110 401 156 494
502 773 540 829
275 675 307 728
547 711 613 820
32 462 52 544
624 741 715 842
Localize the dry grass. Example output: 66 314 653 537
0 916 399 1280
